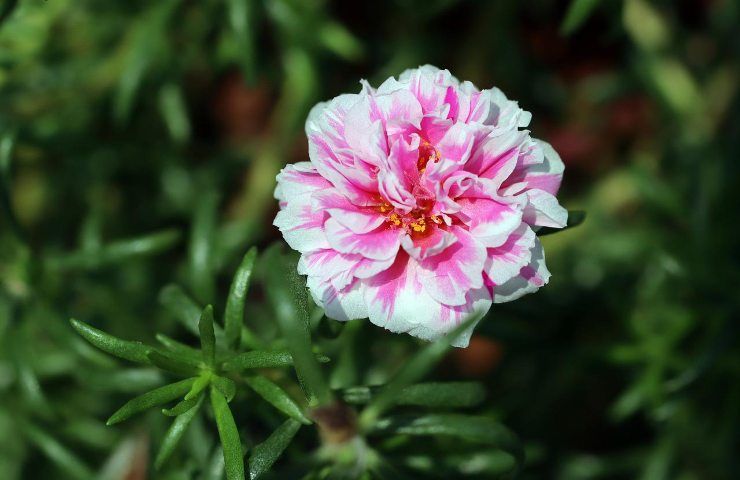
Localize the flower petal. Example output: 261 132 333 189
484 224 536 285
455 197 523 248
493 237 551 303
325 218 402 260
307 277 368 322
312 190 385 234
273 199 329 253
418 226 487 306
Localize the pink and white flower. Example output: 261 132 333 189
274 66 566 347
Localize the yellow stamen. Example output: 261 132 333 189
409 218 426 232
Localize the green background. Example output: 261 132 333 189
1 0 738 478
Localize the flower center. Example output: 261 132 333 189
378 201 442 236
375 140 444 236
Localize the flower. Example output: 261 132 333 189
274 66 566 347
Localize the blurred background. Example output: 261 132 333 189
0 0 738 478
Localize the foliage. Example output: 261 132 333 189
1 0 738 479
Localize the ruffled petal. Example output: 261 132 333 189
493 237 551 303
484 224 536 285
455 197 523 248
325 218 402 260
273 198 329 253
418 226 487 306
312 190 385 234
307 277 368 322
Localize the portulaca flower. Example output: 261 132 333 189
274 66 566 347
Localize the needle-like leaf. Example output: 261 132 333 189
248 418 302 480
199 305 216 366
107 378 196 425
244 375 310 425
70 318 152 364
372 414 524 477
155 394 204 469
359 316 478 429
224 247 257 349
264 247 331 406
210 386 245 480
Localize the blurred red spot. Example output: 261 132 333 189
452 335 504 378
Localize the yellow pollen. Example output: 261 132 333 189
430 215 443 224
409 218 426 232
387 212 402 226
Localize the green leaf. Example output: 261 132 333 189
147 350 201 376
221 350 330 372
343 382 485 408
373 414 524 476
158 83 191 144
227 0 257 83
264 247 331 406
396 382 485 408
210 387 245 480
23 423 93 480
47 229 181 271
155 395 204 469
212 376 237 403
199 305 216 366
537 210 586 236
70 318 152 364
107 378 196 425
155 333 202 358
561 0 601 35
159 284 203 335
359 317 478 429
162 396 201 417
244 375 310 425
221 350 293 371
225 247 257 349
248 419 301 480
185 372 213 401
189 190 218 303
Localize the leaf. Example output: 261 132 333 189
212 376 237 402
189 190 218 303
224 247 257 349
537 210 586 236
162 396 201 417
155 395 204 469
107 378 196 425
184 372 213 401
248 419 301 480
221 350 330 372
264 247 331 406
396 382 486 408
23 423 93 480
373 414 524 476
227 0 257 83
221 350 293 371
210 387 245 480
159 284 203 335
147 350 200 376
155 333 202 358
244 375 310 425
70 318 152 364
47 230 181 271
359 316 478 429
343 382 485 408
158 83 191 144
199 305 216 366
560 0 601 35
